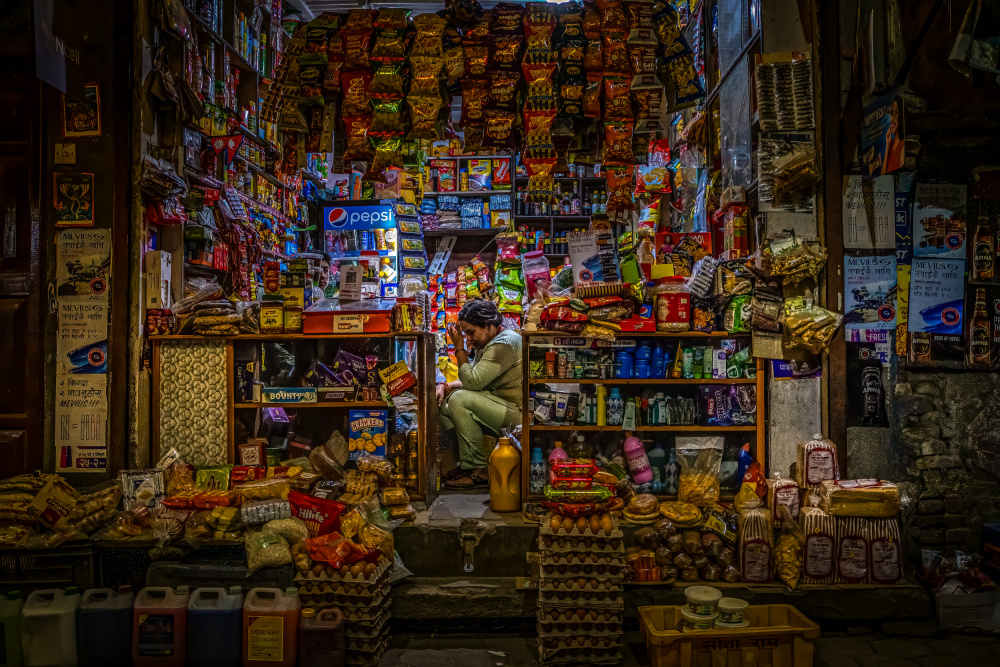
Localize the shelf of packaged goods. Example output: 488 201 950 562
150 333 400 341
232 189 288 222
528 378 757 385
300 169 325 186
423 228 508 237
422 190 511 197
234 155 284 189
522 331 750 338
236 125 279 153
427 154 513 160
186 8 224 44
227 44 260 75
526 425 757 432
235 401 388 409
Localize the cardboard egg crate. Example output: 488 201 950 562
341 596 391 623
296 572 391 598
345 612 390 640
539 562 625 581
345 642 386 667
537 588 624 610
347 636 389 655
539 521 623 540
537 608 623 625
536 617 623 638
539 577 622 594
301 586 388 611
538 535 625 555
538 636 623 663
540 552 625 568
293 558 392 586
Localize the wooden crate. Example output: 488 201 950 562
639 604 820 667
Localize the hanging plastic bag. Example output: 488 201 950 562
675 437 723 508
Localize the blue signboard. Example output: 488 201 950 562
324 203 395 231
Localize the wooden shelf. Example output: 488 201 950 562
422 190 510 197
235 401 387 409
423 228 507 237
234 155 284 189
526 425 757 432
150 332 400 341
528 378 757 385
522 331 751 338
427 154 513 160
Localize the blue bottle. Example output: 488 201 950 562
187 586 243 667
652 345 665 378
77 588 134 667
607 388 625 426
615 351 634 379
529 448 548 496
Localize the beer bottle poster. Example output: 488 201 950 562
846 339 889 427
966 284 1000 370
912 183 967 259
844 254 897 330
908 258 966 368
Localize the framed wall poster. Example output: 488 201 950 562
53 173 94 227
860 87 905 179
912 183 967 259
907 258 966 368
844 254 897 330
61 83 101 137
843 175 894 249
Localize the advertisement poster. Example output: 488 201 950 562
895 173 915 265
844 254 897 330
908 258 966 368
896 264 911 357
860 88 905 179
966 284 1000 370
913 183 967 259
55 230 109 472
846 341 889 427
843 175 894 249
53 173 95 227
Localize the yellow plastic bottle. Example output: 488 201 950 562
596 384 607 426
489 437 521 512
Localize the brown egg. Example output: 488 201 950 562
325 565 336 578
576 517 589 533
311 563 325 576
589 515 601 534
575 607 587 620
549 515 562 532
350 563 364 576
589 579 600 589
603 612 612 621
338 565 350 576
562 518 574 532
543 536 553 547
549 609 559 620
569 591 580 600
363 562 377 578
576 577 588 589
583 538 593 548
601 517 613 535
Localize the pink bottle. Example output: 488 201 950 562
548 441 568 465
624 435 653 485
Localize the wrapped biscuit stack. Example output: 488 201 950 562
538 459 624 665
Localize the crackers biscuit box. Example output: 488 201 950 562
349 410 389 460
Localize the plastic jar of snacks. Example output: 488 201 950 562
654 267 691 332
680 605 717 632
717 597 748 624
260 295 284 333
684 585 722 616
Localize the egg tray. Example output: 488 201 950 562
342 598 392 623
538 536 625 555
345 643 386 667
538 637 623 661
540 522 623 540
301 588 387 611
540 552 625 568
539 563 625 581
296 573 391 598
537 589 624 610
539 577 623 594
537 608 623 625
345 613 390 640
537 619 623 638
347 636 389 654
294 559 392 586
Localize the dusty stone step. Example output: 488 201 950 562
389 576 537 620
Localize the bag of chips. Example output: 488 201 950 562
603 76 632 121
603 121 635 166
605 165 636 213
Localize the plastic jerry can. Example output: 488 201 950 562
188 587 243 667
242 588 300 667
21 587 80 667
488 437 521 512
0 590 22 667
77 588 134 667
132 586 190 667
298 608 345 667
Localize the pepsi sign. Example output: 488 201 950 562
324 203 395 231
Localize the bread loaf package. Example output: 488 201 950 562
818 479 900 517
766 475 800 526
835 516 870 584
798 506 835 584
795 434 839 488
869 517 902 584
738 506 772 584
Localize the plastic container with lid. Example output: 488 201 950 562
22 587 80 667
614 350 634 378
717 597 749 624
77 587 134 667
260 295 285 334
684 585 722 616
0 590 21 667
188 586 243 667
680 605 717 632
714 618 751 629
653 266 691 333
242 587 300 667
133 586 190 666
298 607 345 667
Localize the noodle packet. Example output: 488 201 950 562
676 436 723 508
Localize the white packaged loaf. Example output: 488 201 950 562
798 507 835 584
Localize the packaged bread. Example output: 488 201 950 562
766 475 800 526
774 506 803 589
835 516 870 584
819 479 900 517
738 506 772 584
869 517 902 584
799 507 835 584
795 434 839 488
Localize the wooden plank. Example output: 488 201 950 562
234 401 389 409
757 356 767 475
521 332 531 499
226 340 235 464
150 341 161 464
529 378 757 386
529 425 758 432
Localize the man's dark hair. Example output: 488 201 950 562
458 298 502 328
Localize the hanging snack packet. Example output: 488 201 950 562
368 98 405 137
525 157 557 204
444 28 465 84
341 29 373 70
523 62 557 110
369 61 405 97
463 43 490 78
558 80 584 118
411 13 446 58
408 56 444 98
602 32 630 75
582 72 603 118
584 38 603 72
628 29 658 75
558 36 586 79
341 69 374 116
603 121 635 166
491 34 524 71
598 0 628 31
371 27 408 63
496 232 521 263
523 5 556 64
626 1 654 28
343 8 376 30
408 97 443 140
487 70 522 111
461 81 488 126
365 136 403 183
374 8 410 30
652 2 688 57
491 2 525 33
343 115 374 161
665 53 706 106
583 2 601 37
523 108 556 158
301 17 333 65
605 165 637 213
463 124 485 152
483 109 517 150
603 76 633 120
298 63 326 107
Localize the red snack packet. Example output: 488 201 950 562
605 165 637 213
306 532 366 567
543 501 611 517
230 466 267 484
550 458 599 478
603 121 635 166
289 490 346 537
603 76 632 121
548 474 616 491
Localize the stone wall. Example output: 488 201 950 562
895 371 1000 561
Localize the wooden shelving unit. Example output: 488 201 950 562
520 331 766 502
150 332 436 501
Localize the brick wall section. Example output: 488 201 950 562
895 371 1000 562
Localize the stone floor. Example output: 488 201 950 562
379 628 1000 666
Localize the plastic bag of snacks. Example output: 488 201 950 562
774 505 804 589
676 437 723 508
245 530 292 573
